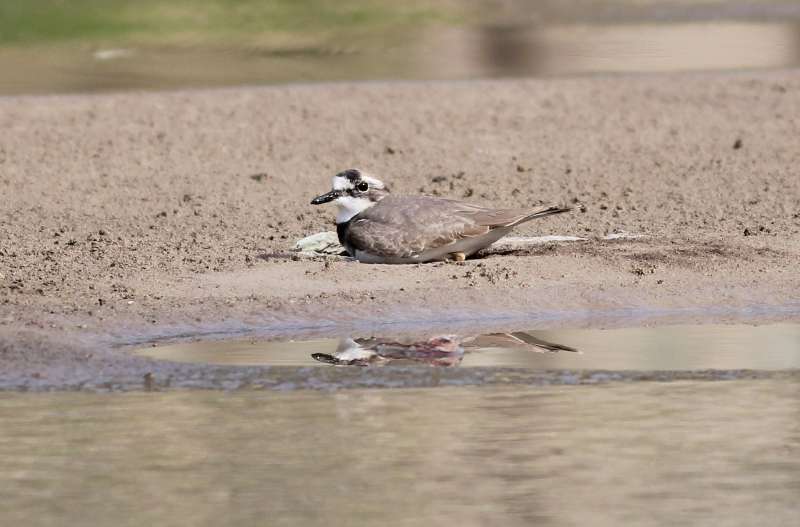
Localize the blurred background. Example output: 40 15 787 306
2 0 800 95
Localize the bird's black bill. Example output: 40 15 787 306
311 353 341 364
310 190 340 205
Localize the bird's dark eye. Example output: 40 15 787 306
356 181 369 192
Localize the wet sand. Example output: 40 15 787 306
1 70 800 387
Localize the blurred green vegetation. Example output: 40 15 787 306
0 0 456 46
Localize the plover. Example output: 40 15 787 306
311 168 569 263
312 336 464 367
311 331 577 367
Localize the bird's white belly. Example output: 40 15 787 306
352 227 512 264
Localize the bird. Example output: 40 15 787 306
310 168 570 264
312 335 464 367
310 331 578 367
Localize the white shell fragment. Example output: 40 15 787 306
292 231 344 256
603 231 646 240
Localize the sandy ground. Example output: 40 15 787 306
1 70 800 387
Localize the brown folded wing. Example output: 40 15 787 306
345 196 566 258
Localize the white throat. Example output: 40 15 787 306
336 196 376 223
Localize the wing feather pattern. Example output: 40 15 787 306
345 196 568 258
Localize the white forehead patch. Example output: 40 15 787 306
334 344 375 362
332 176 353 191
331 172 386 191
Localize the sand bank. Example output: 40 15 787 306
1 71 799 386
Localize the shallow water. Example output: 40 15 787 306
1 381 798 526
137 323 800 370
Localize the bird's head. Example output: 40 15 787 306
311 168 390 223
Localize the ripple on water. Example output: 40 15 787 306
0 381 798 525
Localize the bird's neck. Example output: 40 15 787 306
335 196 377 224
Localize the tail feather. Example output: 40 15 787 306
510 206 571 227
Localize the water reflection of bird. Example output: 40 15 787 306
465 332 578 353
312 336 464 367
311 332 578 367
